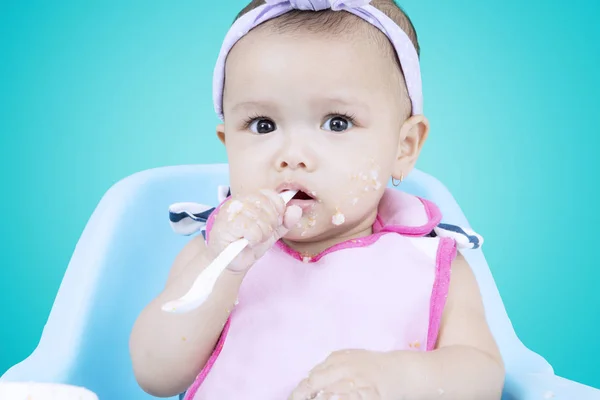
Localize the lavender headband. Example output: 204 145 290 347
213 0 423 120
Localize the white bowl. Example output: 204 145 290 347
0 382 98 399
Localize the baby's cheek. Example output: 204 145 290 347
345 160 386 206
327 160 387 225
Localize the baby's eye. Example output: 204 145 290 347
322 116 353 132
249 118 276 134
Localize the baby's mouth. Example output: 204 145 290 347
291 190 315 201
277 183 319 208
283 188 319 210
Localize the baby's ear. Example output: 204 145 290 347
216 123 226 145
392 115 429 178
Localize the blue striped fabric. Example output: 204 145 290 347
168 203 216 238
433 223 484 249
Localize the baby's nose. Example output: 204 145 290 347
278 158 308 170
275 146 315 171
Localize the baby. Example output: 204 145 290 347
130 0 505 399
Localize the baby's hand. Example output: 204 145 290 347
289 350 398 400
207 189 302 272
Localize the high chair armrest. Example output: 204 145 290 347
503 372 600 399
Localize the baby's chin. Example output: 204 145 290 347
283 216 356 242
282 226 321 242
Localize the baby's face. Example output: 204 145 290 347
218 28 412 241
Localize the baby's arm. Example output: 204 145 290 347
392 252 505 398
129 234 244 397
130 189 300 397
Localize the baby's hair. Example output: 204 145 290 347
232 0 420 116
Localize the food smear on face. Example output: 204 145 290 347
331 209 346 226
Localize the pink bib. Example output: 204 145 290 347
183 189 458 400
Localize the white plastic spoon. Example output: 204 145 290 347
162 190 297 313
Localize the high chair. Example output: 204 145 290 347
2 164 598 399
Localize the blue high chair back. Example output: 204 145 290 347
2 164 598 399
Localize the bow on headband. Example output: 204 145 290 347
265 0 372 11
212 0 423 119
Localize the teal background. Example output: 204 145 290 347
1 0 599 389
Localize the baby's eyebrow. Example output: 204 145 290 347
230 100 276 114
313 96 371 112
229 97 370 115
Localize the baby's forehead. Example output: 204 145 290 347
226 30 400 91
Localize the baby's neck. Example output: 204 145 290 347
282 223 374 258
